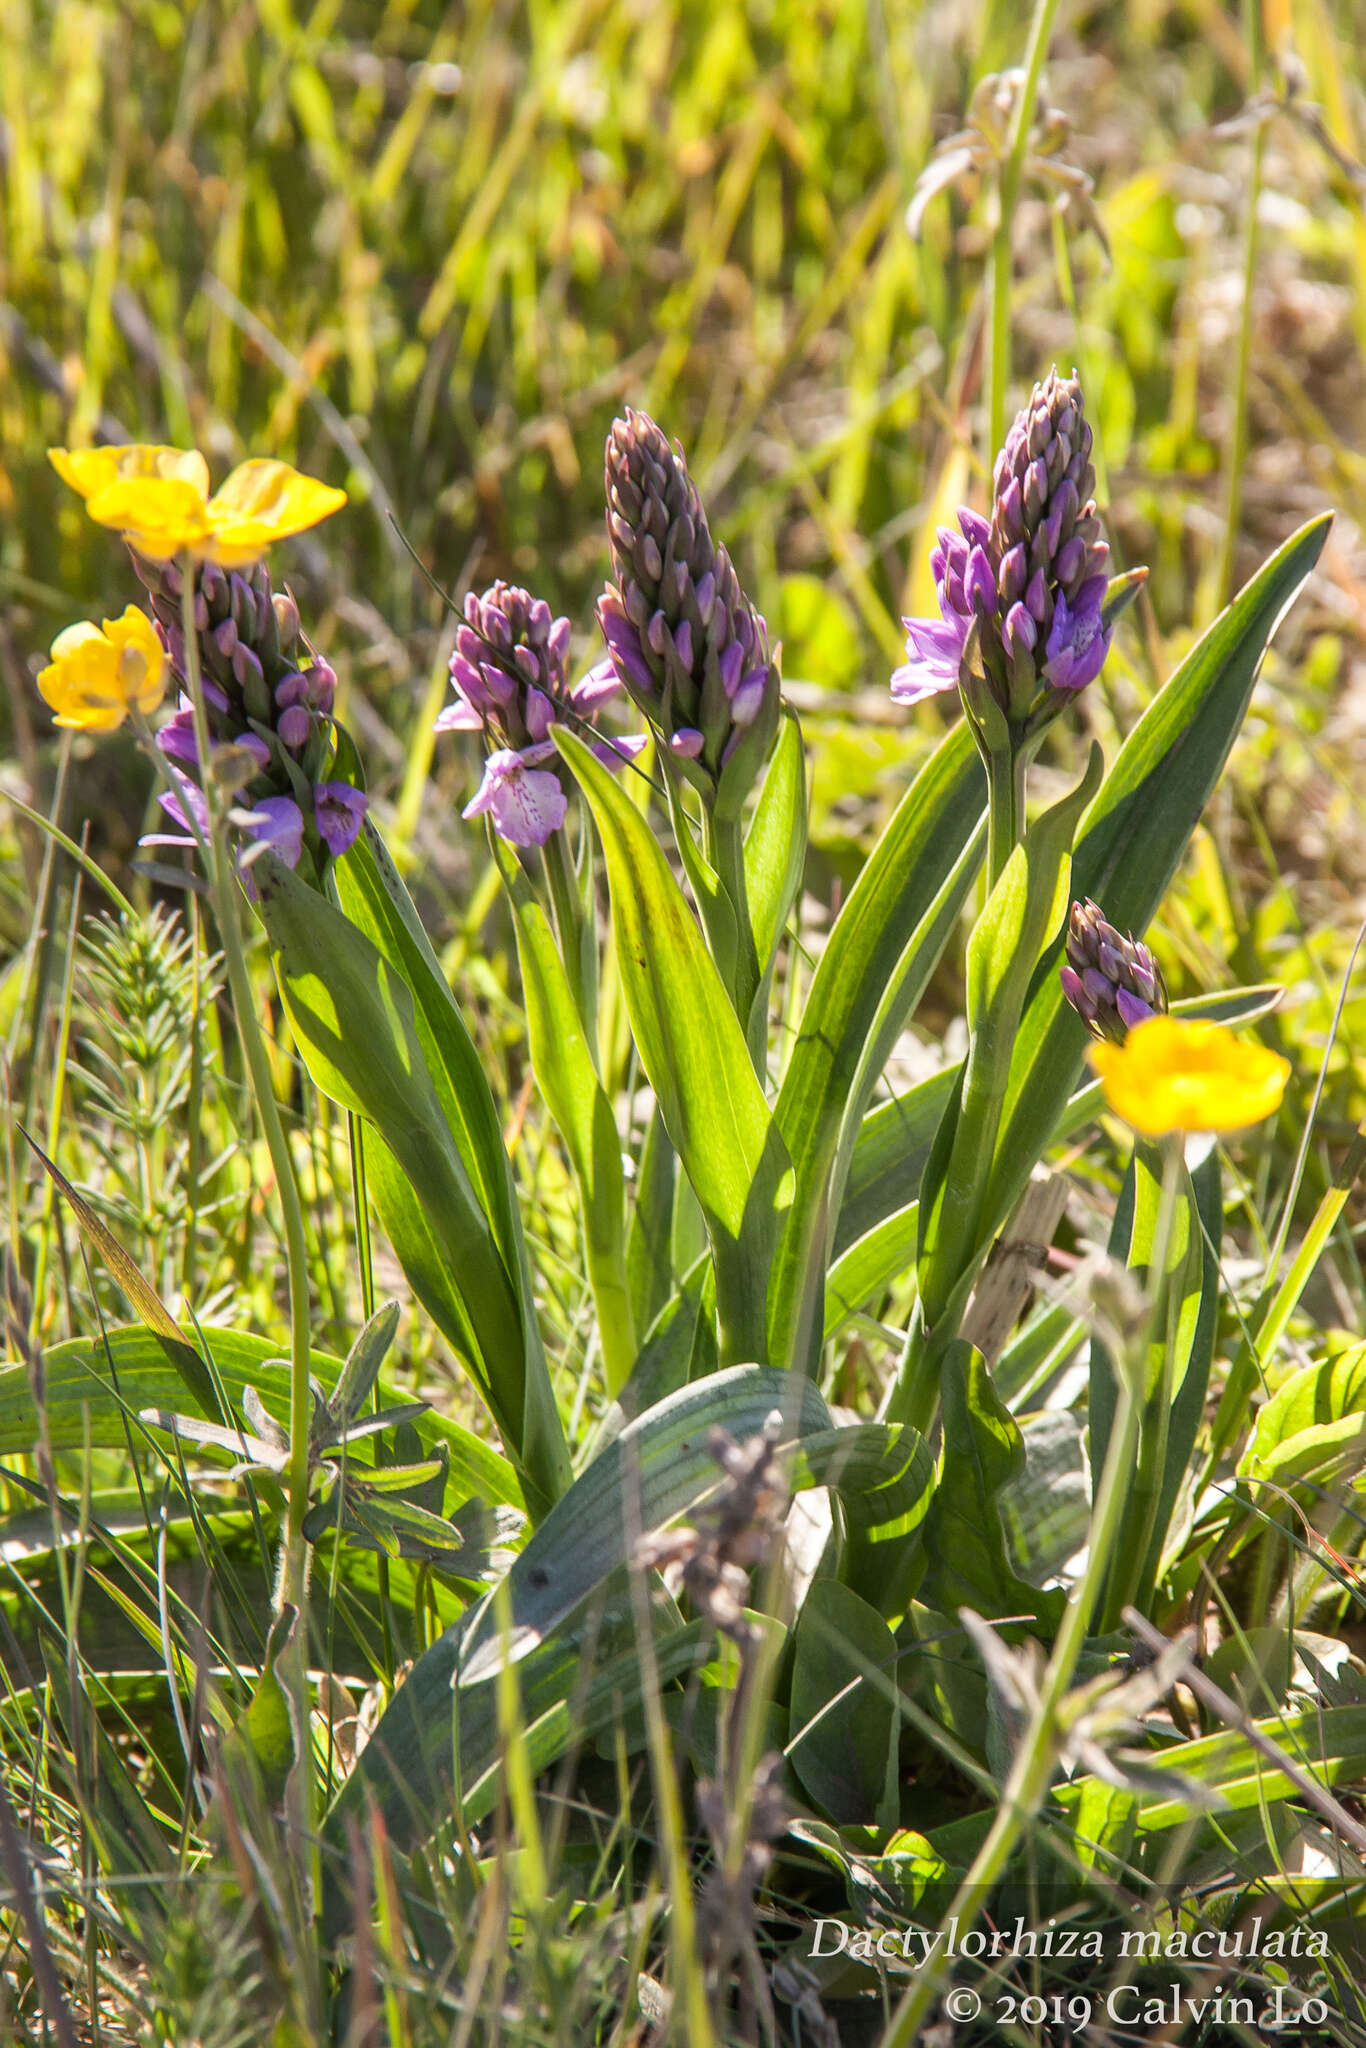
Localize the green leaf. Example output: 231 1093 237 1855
789 1580 899 1825
919 1344 1064 1634
334 824 525 1269
824 1202 919 1339
330 1301 401 1424
744 706 807 981
626 1106 677 1340
460 1369 927 1681
554 726 792 1363
835 1070 957 1261
1055 1705 1366 1835
495 838 635 1394
1091 1146 1221 1605
1240 1344 1366 1489
917 747 1102 1326
0 1324 522 1509
768 722 987 1374
255 854 570 1517
321 1596 714 1898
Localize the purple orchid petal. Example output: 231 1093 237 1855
1002 601 1037 658
236 731 272 768
1115 988 1158 1031
890 612 968 705
244 795 306 868
730 672 767 727
306 659 337 714
957 507 991 549
589 733 650 770
524 688 555 742
673 618 693 673
156 707 200 768
278 704 312 751
1044 592 1112 693
463 748 568 847
434 695 485 733
449 654 492 707
965 544 997 615
159 777 210 838
547 616 571 662
670 728 706 759
312 783 367 858
570 658 623 713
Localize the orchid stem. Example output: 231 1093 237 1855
985 739 1027 892
176 561 316 1876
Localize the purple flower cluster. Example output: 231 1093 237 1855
1060 898 1168 1043
435 580 644 847
894 371 1112 721
597 409 780 819
135 555 367 877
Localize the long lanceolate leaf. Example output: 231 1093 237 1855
1091 1146 1221 1624
334 825 528 1273
255 855 571 1520
325 1367 933 1863
493 838 635 1396
0 1324 523 1508
767 723 987 1376
554 728 792 1364
333 828 566 1457
891 512 1332 1427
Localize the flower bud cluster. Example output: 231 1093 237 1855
435 580 644 847
1060 898 1167 1042
135 554 365 871
893 370 1113 722
598 409 780 817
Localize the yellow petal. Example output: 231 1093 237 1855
49 444 210 503
48 620 107 660
1090 1017 1290 1137
37 625 125 732
103 604 168 717
84 476 214 560
204 460 347 564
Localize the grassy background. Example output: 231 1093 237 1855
5 1 1366 2040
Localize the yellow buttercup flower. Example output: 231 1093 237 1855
37 606 168 732
1090 1015 1289 1138
48 444 346 566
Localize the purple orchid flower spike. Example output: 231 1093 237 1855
137 553 365 885
893 371 1121 730
435 581 646 846
598 408 780 820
